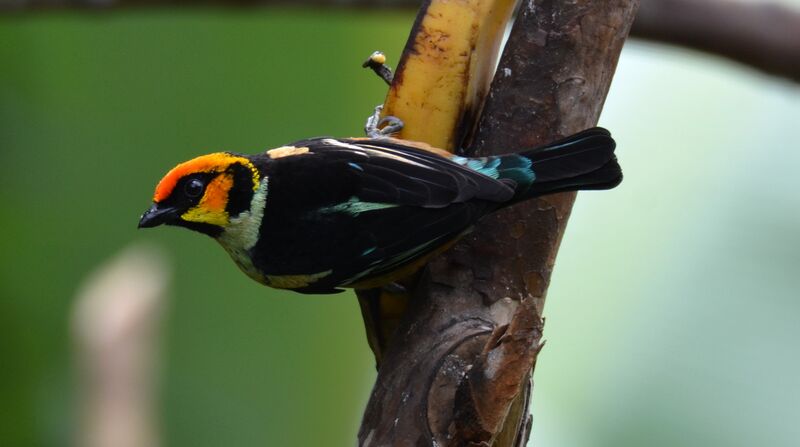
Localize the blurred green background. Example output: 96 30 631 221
1 5 798 447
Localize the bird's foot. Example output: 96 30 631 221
364 105 404 138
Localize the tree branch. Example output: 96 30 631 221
4 1 799 82
358 1 638 445
632 0 800 82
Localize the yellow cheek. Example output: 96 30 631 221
181 174 233 227
181 207 230 227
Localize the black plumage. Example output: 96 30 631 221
246 129 621 293
140 128 621 294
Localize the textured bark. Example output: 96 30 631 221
358 1 638 445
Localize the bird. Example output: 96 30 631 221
138 114 622 295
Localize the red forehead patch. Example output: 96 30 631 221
153 153 248 202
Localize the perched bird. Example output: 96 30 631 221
139 122 621 294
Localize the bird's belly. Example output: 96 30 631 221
345 234 464 289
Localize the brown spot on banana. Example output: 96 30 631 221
382 0 520 152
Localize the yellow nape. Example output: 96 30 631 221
266 270 332 289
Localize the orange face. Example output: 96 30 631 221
139 153 259 232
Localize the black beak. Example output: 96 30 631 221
138 203 180 228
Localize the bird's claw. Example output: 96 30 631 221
365 105 404 138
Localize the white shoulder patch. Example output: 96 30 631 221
321 138 361 149
267 146 311 159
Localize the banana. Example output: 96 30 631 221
358 0 520 363
383 0 518 151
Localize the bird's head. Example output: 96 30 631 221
139 153 261 237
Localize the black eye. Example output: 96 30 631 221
184 178 205 198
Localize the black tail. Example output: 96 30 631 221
503 127 622 199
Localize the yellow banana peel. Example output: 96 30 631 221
383 0 519 151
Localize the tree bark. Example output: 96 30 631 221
358 1 638 445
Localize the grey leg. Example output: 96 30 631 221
364 105 404 138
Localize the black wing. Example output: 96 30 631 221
251 138 515 292
286 137 515 206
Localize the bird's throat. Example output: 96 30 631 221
216 178 269 284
